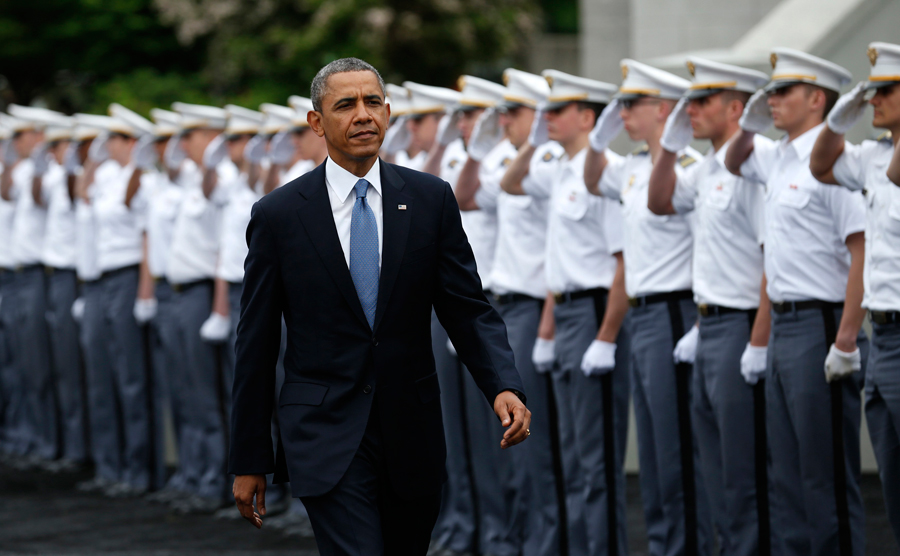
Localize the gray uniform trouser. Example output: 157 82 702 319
46 268 87 463
171 279 226 500
431 312 477 553
80 280 122 481
13 266 58 459
693 309 768 556
497 296 564 556
865 318 900 548
553 291 630 556
0 270 28 455
767 305 867 556
630 295 711 556
98 266 152 489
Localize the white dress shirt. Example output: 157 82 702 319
93 160 145 273
217 174 262 284
325 156 384 269
832 135 900 311
483 142 561 299
143 171 183 279
741 124 867 303
671 138 766 309
75 196 101 282
598 146 700 298
41 162 77 269
525 146 624 293
10 159 48 266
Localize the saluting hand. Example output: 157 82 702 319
493 391 532 449
233 474 268 529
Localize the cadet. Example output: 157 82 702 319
285 96 328 178
384 83 453 172
724 48 867 556
584 59 711 556
646 58 771 556
809 41 900 549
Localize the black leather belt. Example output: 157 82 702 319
15 263 43 273
870 310 900 325
553 287 609 304
170 278 214 293
492 292 542 305
628 289 693 308
100 264 140 281
44 266 76 275
771 300 843 314
697 303 755 318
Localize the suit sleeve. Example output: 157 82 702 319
228 202 285 475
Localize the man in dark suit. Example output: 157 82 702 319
229 58 531 555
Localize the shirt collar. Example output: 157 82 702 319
325 156 383 204
780 122 825 162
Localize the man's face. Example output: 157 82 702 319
686 93 729 140
767 84 821 132
226 134 251 165
499 105 536 149
78 139 92 164
312 71 388 161
457 108 484 145
180 128 220 164
154 138 169 161
407 113 440 152
106 134 136 164
870 84 900 129
50 140 69 164
13 129 43 158
546 103 583 144
292 127 327 161
620 97 665 141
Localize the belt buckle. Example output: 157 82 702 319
172 283 182 293
628 297 639 308
871 311 887 325
553 292 564 304
698 303 710 317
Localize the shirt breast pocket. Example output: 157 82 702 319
555 189 590 221
777 185 812 210
705 182 733 211
182 192 209 218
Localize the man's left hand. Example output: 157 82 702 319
493 391 531 450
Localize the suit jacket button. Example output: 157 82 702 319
372 337 378 346
363 385 372 394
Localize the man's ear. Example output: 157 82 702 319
308 110 325 138
385 99 391 121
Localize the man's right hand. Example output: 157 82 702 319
233 474 267 529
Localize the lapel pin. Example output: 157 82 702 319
398 204 407 210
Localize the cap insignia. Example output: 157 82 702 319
621 65 629 80
868 47 878 67
770 52 778 69
686 61 696 77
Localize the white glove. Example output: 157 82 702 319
467 108 504 162
660 98 693 153
532 338 556 374
1 139 17 166
673 324 699 364
63 142 81 174
740 343 767 385
436 112 462 146
163 134 186 171
71 298 86 323
132 135 158 170
30 142 51 176
199 312 232 343
527 106 549 147
269 131 295 165
446 338 457 357
88 132 110 163
827 82 868 135
243 134 268 164
202 134 227 169
824 344 861 383
589 99 624 153
133 298 158 324
382 116 412 155
739 90 773 134
580 340 617 377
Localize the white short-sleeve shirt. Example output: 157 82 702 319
10 159 48 266
0 163 15 270
217 176 262 284
395 150 427 172
142 171 183 279
41 162 77 270
599 146 700 298
671 139 766 309
832 135 900 311
741 124 867 303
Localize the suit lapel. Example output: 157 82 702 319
373 162 411 332
295 163 370 331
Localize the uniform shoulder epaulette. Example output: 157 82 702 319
678 154 697 168
876 130 892 143
501 157 514 168
541 150 557 162
631 144 650 156
448 159 461 169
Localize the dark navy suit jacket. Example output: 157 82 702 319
228 160 524 500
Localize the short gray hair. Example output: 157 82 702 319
310 58 386 112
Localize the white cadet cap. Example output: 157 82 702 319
0 113 39 134
73 114 115 141
764 48 852 93
7 105 73 141
501 69 549 109
684 57 770 99
865 42 900 90
287 96 315 128
456 76 507 111
385 84 411 117
403 82 461 115
172 102 227 130
224 105 264 136
108 103 155 137
150 108 181 138
617 60 690 100
259 103 296 134
542 69 618 109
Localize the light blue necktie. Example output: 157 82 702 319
349 179 379 328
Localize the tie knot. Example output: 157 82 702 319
354 179 370 199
